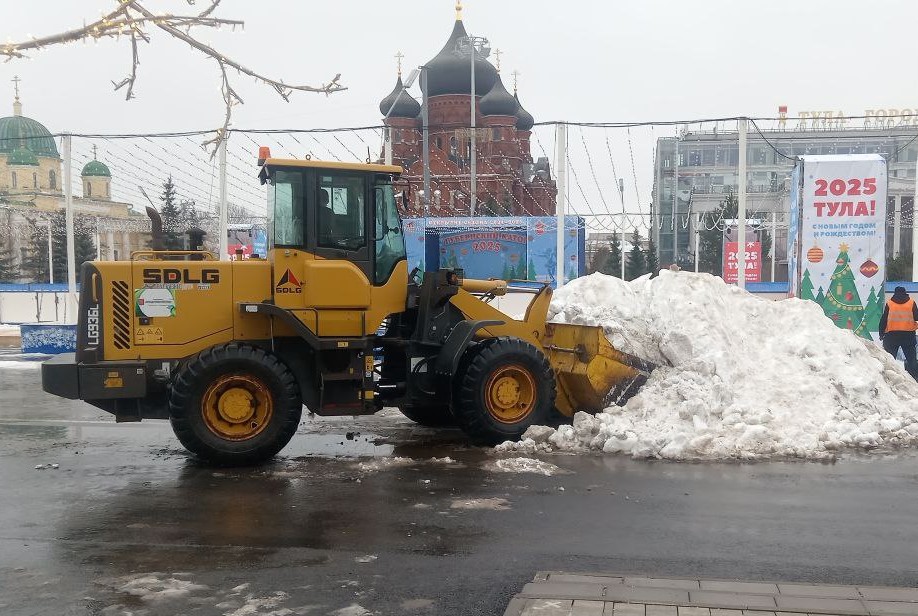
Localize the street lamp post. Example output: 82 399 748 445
455 35 490 217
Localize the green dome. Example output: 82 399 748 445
0 115 59 158
82 159 111 177
6 146 38 166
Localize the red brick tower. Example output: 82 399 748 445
379 8 557 218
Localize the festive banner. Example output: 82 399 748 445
723 241 761 283
403 216 585 287
792 155 887 340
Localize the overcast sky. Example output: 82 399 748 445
3 0 917 220
4 0 917 132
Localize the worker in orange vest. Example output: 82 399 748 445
879 286 918 379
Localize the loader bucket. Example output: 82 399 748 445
542 322 657 416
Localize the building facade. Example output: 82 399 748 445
378 7 557 218
651 122 918 279
0 89 149 281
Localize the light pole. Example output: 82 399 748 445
455 35 490 217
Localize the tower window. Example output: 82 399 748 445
49 170 56 190
436 137 443 150
33 172 37 188
86 182 91 197
492 127 500 140
11 172 16 188
105 182 109 198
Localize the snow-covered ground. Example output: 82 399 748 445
499 270 918 461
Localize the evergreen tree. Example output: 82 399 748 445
800 269 815 301
814 286 826 305
589 245 611 275
864 287 882 334
501 261 512 280
21 217 50 283
644 237 659 277
567 264 577 282
607 235 622 278
50 211 96 283
160 176 184 250
527 259 537 281
0 242 16 283
821 243 871 339
760 228 773 280
625 230 646 281
887 251 912 281
698 192 739 275
0 211 17 282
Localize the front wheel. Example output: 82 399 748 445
452 338 556 445
169 343 302 465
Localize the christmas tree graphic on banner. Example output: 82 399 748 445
817 243 875 339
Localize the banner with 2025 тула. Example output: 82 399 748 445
790 154 887 340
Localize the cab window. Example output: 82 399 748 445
374 180 406 284
268 170 304 247
318 174 366 250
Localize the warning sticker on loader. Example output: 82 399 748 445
135 326 165 343
134 288 176 318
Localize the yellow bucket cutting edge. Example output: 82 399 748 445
541 322 656 416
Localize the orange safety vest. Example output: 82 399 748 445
886 298 918 332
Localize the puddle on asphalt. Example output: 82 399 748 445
281 432 394 458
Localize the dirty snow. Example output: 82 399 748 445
485 457 565 476
97 572 208 602
0 360 42 370
500 270 918 461
354 456 414 472
450 497 511 510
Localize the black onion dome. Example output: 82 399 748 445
424 19 498 97
479 76 517 116
379 76 421 118
514 93 534 130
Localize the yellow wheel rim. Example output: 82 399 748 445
484 364 537 424
201 374 273 441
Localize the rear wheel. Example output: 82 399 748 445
452 337 556 444
398 404 455 427
169 343 302 465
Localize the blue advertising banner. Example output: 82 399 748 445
403 216 584 287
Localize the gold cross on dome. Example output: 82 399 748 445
494 49 502 73
92 144 98 160
11 75 20 100
395 51 404 77
455 0 462 19
511 69 520 94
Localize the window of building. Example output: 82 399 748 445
105 182 109 198
492 127 500 140
11 172 16 188
436 136 443 150
86 182 92 197
702 146 715 166
49 170 56 190
32 172 37 188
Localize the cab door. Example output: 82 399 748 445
305 171 372 336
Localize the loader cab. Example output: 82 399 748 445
259 156 409 337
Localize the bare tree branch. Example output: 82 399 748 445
2 0 346 153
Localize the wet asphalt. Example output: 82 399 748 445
2 356 918 615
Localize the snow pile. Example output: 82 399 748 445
503 270 918 460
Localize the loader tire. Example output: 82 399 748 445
398 404 455 427
169 343 302 466
453 337 556 445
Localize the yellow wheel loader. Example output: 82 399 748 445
41 155 653 465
